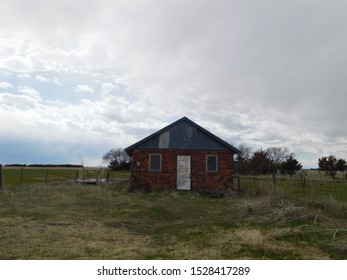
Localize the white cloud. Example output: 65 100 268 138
17 72 30 79
52 77 63 86
74 84 94 94
0 82 14 89
17 86 41 100
35 74 63 86
35 75 50 83
100 82 119 96
0 93 39 110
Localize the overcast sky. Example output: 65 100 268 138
0 0 346 167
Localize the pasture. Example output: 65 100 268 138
0 166 129 186
0 168 347 259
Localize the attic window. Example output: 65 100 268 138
149 154 161 172
206 155 218 172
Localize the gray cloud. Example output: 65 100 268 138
0 0 346 167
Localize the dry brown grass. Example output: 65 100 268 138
1 183 347 259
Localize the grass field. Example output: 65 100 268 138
1 166 129 186
238 171 347 203
1 178 347 259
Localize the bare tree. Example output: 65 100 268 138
102 148 131 171
235 144 252 174
236 144 252 163
266 147 290 174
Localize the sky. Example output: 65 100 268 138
0 0 346 168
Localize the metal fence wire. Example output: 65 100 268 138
1 166 130 187
235 170 347 203
2 167 347 204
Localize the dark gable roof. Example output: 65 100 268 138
125 116 241 155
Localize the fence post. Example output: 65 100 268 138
106 170 110 183
300 172 306 193
45 169 49 184
20 167 24 186
0 164 3 189
272 172 276 185
95 169 100 183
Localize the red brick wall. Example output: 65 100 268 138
129 148 235 191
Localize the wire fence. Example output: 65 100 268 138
236 170 347 203
0 165 130 188
1 165 347 205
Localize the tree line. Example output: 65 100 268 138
4 164 83 168
235 145 302 176
235 144 347 178
102 146 347 178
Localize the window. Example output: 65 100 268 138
149 154 161 171
206 155 218 172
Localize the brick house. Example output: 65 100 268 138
125 117 240 191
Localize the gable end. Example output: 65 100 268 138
125 117 241 155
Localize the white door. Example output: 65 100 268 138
177 155 191 190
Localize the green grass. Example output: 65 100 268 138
1 167 130 186
1 180 347 259
238 172 347 203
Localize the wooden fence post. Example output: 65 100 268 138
0 164 3 189
106 170 110 183
272 172 276 185
20 167 24 186
45 169 49 184
95 169 100 183
300 172 306 193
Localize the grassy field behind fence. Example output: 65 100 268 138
238 171 347 204
1 166 130 186
2 167 347 203
2 167 347 204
